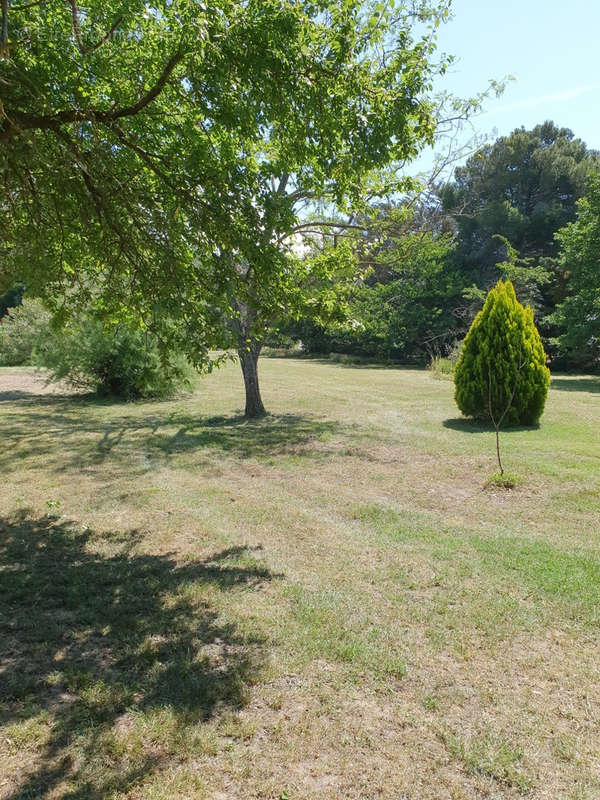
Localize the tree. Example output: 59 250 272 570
0 298 50 365
177 1 469 416
553 175 600 369
454 280 550 437
286 216 463 363
441 122 598 273
439 122 599 352
3 0 463 416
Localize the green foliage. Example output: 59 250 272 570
553 175 600 369
440 122 599 358
493 235 551 310
454 280 550 426
429 342 462 378
36 317 193 400
0 296 192 399
441 122 598 275
2 0 448 337
0 298 51 366
287 227 461 362
486 472 520 490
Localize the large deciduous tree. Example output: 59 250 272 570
1 0 458 416
172 0 460 416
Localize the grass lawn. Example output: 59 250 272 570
1 360 599 800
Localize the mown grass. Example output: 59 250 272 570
0 362 599 799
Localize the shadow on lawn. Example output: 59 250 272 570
308 357 422 371
0 511 279 800
550 377 600 394
0 398 343 474
0 390 93 404
442 418 541 434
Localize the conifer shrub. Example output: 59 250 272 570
454 280 550 426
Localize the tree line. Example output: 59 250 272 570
282 121 599 372
1 2 598 418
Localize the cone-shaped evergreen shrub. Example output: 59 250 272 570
454 280 550 426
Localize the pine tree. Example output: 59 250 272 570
455 280 550 427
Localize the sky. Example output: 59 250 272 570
411 0 600 177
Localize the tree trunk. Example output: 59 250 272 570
238 343 265 418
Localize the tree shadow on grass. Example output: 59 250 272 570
0 400 344 476
0 511 280 799
306 356 423 371
0 390 94 404
442 418 541 434
550 377 600 394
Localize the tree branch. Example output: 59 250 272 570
110 125 210 212
109 50 184 120
278 220 368 244
87 15 124 54
0 49 184 141
68 0 86 56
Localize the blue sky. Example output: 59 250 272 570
412 0 600 176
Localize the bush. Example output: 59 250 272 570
429 356 455 378
429 342 462 379
454 280 550 425
36 316 193 400
0 298 51 366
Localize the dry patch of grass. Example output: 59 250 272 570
1 363 599 799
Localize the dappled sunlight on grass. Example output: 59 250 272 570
0 511 279 799
1 361 599 799
0 401 345 477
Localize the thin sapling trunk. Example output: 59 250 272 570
487 354 526 476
